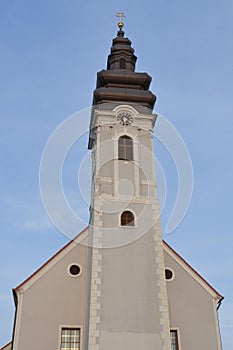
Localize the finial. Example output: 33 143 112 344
116 11 125 37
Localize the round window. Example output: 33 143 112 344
68 264 82 277
165 268 174 281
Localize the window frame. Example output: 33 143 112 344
118 135 133 161
170 328 180 350
165 267 175 282
59 326 82 350
119 58 126 69
120 210 135 227
67 263 82 278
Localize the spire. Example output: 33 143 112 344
107 12 136 72
89 16 157 148
116 11 125 38
92 14 156 114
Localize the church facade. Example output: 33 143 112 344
2 23 223 350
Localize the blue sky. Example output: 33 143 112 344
1 0 233 348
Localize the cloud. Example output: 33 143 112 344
1 190 88 237
1 194 53 233
19 217 53 232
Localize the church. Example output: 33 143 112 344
1 18 223 350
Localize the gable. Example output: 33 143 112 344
0 342 12 350
13 227 222 301
15 227 89 294
12 227 89 350
8 229 222 350
163 240 222 301
163 241 223 350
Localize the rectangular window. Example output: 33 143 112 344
60 328 80 350
118 136 133 161
170 329 179 350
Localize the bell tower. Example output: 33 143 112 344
87 18 171 350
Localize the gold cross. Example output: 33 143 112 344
116 11 125 30
116 11 125 22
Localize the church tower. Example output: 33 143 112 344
87 19 171 350
1 15 223 350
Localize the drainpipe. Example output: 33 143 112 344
217 296 224 310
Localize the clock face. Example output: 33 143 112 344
117 112 134 125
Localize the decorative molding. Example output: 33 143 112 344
96 177 113 184
99 125 114 133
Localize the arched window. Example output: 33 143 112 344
121 211 135 226
119 58 126 69
118 136 133 161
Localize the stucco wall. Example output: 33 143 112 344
164 250 222 350
14 242 88 350
99 229 164 350
88 105 171 350
11 237 222 350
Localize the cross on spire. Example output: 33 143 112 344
116 11 125 30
